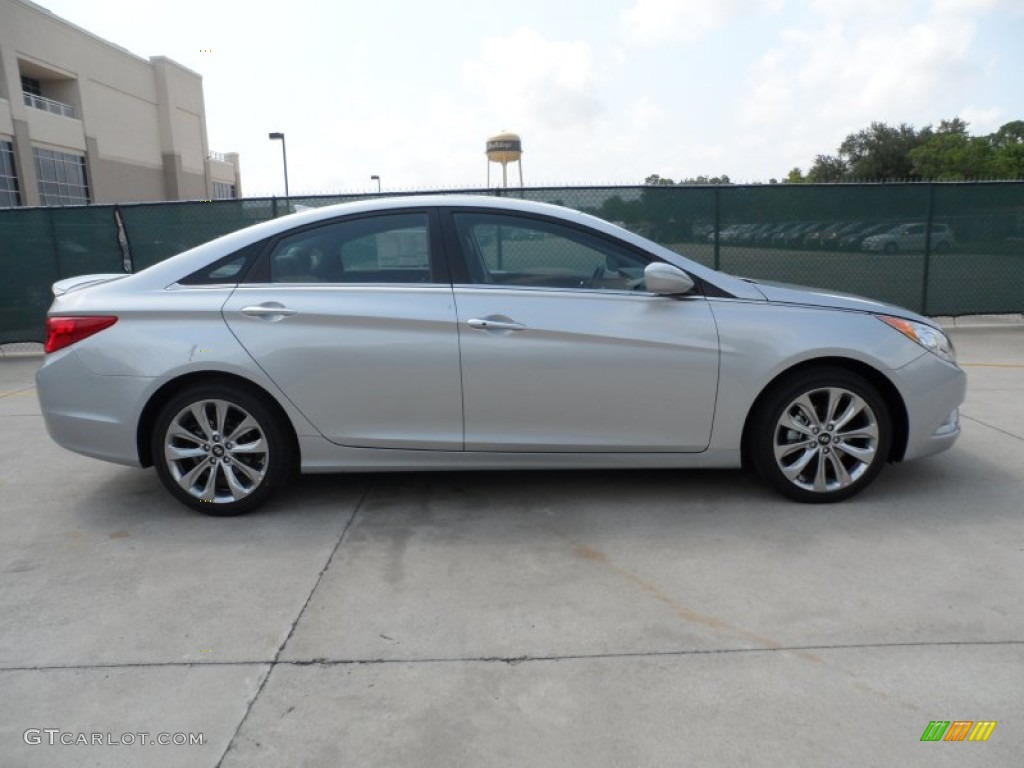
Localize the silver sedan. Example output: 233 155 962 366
36 196 966 514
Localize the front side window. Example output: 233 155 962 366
269 213 435 284
453 212 652 291
0 140 21 207
33 147 90 206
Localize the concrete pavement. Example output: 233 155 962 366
1 327 1021 767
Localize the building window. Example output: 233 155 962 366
1 140 22 207
33 147 90 206
21 76 42 97
212 181 237 199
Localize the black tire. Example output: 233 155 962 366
747 367 892 503
883 242 898 254
934 240 950 253
151 383 292 515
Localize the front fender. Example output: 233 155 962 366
706 300 927 452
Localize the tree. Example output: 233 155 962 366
679 174 731 185
909 119 1024 180
787 117 1023 182
644 174 675 186
936 117 969 136
909 131 993 180
988 120 1024 178
989 120 1024 149
598 194 642 225
805 154 848 183
837 122 931 180
644 174 732 185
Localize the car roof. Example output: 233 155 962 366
120 194 764 300
123 197 575 282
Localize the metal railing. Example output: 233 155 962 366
22 91 76 119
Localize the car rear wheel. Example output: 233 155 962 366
152 384 292 515
748 367 892 503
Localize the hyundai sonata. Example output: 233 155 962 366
36 196 965 514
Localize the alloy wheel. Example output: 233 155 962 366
163 399 269 504
772 386 880 494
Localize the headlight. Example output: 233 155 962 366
879 315 956 363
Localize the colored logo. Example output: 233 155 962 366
921 721 996 742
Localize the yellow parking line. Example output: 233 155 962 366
0 388 36 398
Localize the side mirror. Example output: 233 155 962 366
644 263 695 295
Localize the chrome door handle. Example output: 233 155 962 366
241 304 297 317
467 317 526 331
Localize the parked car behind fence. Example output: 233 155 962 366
862 223 954 253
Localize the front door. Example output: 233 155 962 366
447 210 719 452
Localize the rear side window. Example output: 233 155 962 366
268 213 435 284
179 241 263 285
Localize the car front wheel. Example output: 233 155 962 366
151 383 292 515
749 367 892 503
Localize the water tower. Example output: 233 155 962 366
486 132 523 188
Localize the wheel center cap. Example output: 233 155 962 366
818 434 832 445
212 445 225 457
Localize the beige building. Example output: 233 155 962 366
0 0 240 207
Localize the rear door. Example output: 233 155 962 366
223 209 464 449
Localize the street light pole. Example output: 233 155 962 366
371 175 381 194
268 132 290 198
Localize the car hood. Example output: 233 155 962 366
746 279 932 324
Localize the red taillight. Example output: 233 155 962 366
44 316 118 354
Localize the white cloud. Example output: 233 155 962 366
744 49 794 125
740 0 999 172
932 0 1022 12
463 28 604 134
959 106 1005 133
283 93 485 194
33 0 1022 190
629 96 664 132
622 0 780 44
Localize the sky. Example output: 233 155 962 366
36 0 1024 196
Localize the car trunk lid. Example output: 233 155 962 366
52 273 129 297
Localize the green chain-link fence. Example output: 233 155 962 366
1 182 1022 343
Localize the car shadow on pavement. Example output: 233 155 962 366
73 429 1013 532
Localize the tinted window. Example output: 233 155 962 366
269 213 434 284
208 257 248 280
179 241 263 285
453 212 651 291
